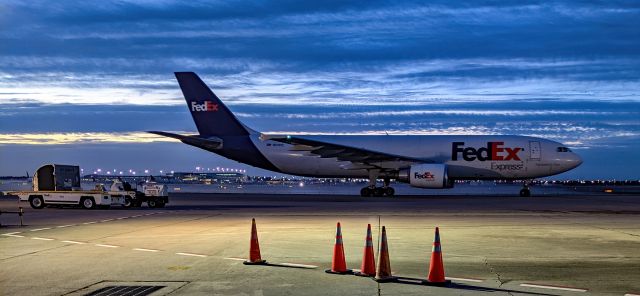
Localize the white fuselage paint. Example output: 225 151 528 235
250 134 582 179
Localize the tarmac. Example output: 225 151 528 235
1 192 639 296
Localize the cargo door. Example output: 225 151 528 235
529 141 541 160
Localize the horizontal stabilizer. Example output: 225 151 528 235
148 131 223 151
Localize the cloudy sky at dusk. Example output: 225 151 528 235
0 1 639 179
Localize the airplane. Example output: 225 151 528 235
150 72 583 197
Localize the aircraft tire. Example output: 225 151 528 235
384 187 395 197
360 187 372 197
373 187 385 197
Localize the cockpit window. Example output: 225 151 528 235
557 147 572 152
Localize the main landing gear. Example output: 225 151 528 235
520 181 532 197
360 172 395 197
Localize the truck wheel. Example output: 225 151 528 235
147 199 157 208
157 200 166 208
124 197 133 208
29 195 45 209
80 197 96 209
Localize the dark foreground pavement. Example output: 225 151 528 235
1 193 639 296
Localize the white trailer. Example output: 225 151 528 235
5 164 127 209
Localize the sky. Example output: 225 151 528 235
0 0 639 179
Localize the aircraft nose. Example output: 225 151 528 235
569 152 583 168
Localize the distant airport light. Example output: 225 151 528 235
106 172 111 175
160 170 163 174
144 169 149 174
170 170 174 174
119 171 123 175
299 182 304 187
97 169 102 172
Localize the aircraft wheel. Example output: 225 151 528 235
519 188 531 197
360 187 372 197
373 187 385 197
384 187 395 197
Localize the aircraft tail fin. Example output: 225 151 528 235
174 72 251 137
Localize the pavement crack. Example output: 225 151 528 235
483 257 514 296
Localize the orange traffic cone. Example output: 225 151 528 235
374 226 397 282
422 227 451 286
355 224 376 277
325 222 352 274
243 218 267 265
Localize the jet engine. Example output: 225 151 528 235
397 164 454 189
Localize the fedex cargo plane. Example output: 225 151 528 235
150 72 582 197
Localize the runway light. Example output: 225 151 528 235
119 171 123 175
144 169 149 174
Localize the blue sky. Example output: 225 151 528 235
0 1 639 179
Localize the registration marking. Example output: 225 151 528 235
520 283 587 292
133 248 160 252
446 276 484 283
95 244 119 248
176 252 207 258
32 237 54 241
62 240 85 244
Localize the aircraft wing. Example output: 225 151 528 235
263 134 432 170
148 131 223 151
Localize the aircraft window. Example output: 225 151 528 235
556 147 571 152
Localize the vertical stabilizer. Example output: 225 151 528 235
175 72 250 137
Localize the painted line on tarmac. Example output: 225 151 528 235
224 257 247 261
176 252 207 258
32 237 54 241
82 221 97 225
95 244 120 248
62 240 86 244
57 224 74 228
30 227 51 232
279 262 318 269
133 248 160 252
2 232 24 238
101 219 114 222
446 276 484 283
520 283 587 292
624 293 640 296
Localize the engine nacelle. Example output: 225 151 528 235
397 164 454 189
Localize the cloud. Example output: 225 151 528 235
0 132 178 145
